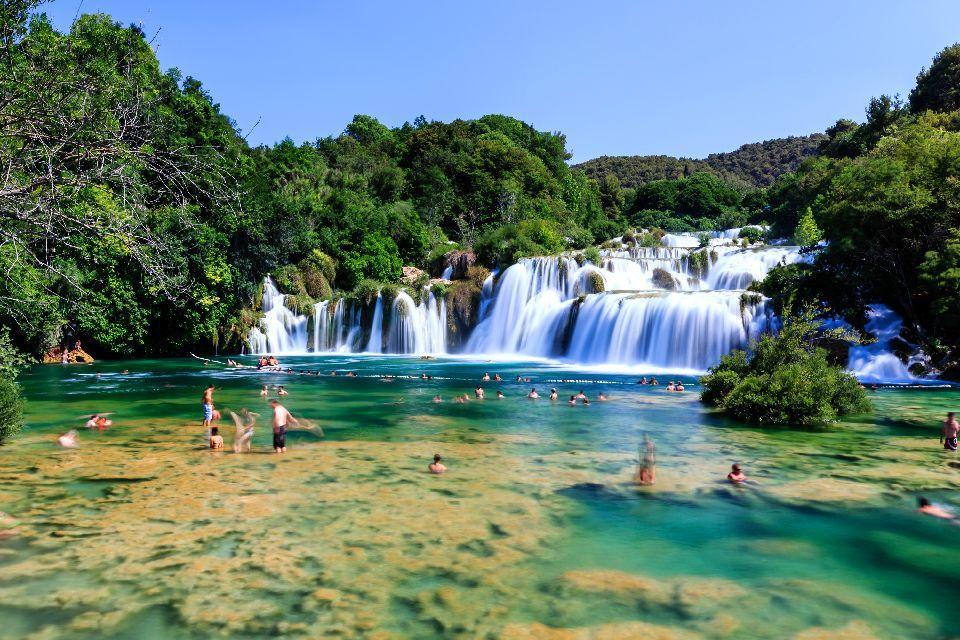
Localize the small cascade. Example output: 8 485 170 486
847 305 914 382
249 277 309 355
387 291 447 354
365 295 384 353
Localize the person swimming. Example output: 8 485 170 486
574 390 587 401
528 388 540 399
568 395 576 405
475 386 485 399
482 373 490 381
496 390 505 399
209 426 224 450
727 463 746 484
650 377 659 385
428 454 447 474
549 388 558 401
230 409 256 453
57 430 79 448
598 392 608 401
455 396 465 404
638 377 648 385
676 382 685 392
582 397 590 405
432 395 443 403
917 496 955 519
260 385 268 397
84 414 112 430
494 374 502 381
636 433 655 485
277 385 288 396
666 381 675 392
516 375 523 383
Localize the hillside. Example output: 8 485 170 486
575 134 827 190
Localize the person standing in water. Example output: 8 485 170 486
942 412 959 451
269 399 300 454
727 464 746 484
260 385 268 397
636 433 655 485
428 454 447 474
475 386 485 399
528 388 540 399
201 385 216 429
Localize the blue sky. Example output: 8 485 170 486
44 0 960 162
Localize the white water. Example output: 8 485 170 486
847 305 914 382
246 234 917 381
249 277 447 355
465 247 789 370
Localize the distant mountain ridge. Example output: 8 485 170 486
574 133 827 190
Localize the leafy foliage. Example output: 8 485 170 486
700 310 870 425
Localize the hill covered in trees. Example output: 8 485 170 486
575 134 826 190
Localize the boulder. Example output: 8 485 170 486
435 250 476 280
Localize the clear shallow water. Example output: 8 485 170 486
1 356 959 639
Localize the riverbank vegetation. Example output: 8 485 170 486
700 311 870 425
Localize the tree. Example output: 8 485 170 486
793 207 822 246
700 309 870 426
910 43 960 114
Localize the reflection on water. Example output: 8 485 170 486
0 356 958 639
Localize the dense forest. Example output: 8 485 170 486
575 134 826 190
2 2 960 383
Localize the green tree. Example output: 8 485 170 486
793 207 822 246
910 43 960 114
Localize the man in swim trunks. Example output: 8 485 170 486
202 385 216 429
269 399 299 453
942 412 959 451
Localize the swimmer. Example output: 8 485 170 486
330 371 338 376
432 395 443 403
666 381 675 392
428 454 447 474
475 386 485 399
277 386 288 396
83 414 112 429
230 409 257 453
201 385 216 428
574 390 587 401
549 388 558 401
482 373 490 381
638 377 648 385
568 395 576 405
582 397 590 406
496 390 505 399
57 430 79 448
455 396 465 404
524 377 531 383
209 426 224 449
346 371 356 377
917 496 955 519
528 388 540 399
421 373 428 380
516 375 523 383
650 377 659 385
727 463 746 484
636 433 655 485
942 412 959 451
598 392 608 401
676 383 684 392
121 369 129 375
461 393 471 402
494 374 502 381
269 399 300 454
260 385 268 397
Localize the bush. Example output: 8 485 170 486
737 226 765 244
0 376 23 445
474 218 566 266
700 309 870 426
583 246 602 265
637 232 662 248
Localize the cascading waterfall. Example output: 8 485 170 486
248 277 447 355
246 231 918 381
465 244 794 368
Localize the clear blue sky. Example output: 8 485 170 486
43 0 960 162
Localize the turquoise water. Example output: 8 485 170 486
1 356 958 639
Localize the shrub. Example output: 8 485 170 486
0 376 23 445
737 226 765 244
700 309 870 426
651 268 678 290
688 250 709 276
586 270 606 293
352 279 382 306
583 246 602 265
794 207 822 246
638 232 662 248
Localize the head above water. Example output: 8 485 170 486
433 454 442 463
950 412 956 420
211 426 219 435
918 496 931 507
732 463 742 473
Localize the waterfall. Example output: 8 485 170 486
386 291 448 354
366 295 384 353
248 277 309 355
847 305 914 382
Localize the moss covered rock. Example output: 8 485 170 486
651 268 679 290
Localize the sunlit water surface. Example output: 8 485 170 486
1 356 959 639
